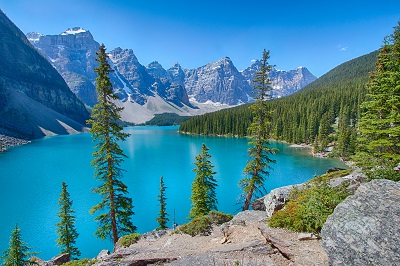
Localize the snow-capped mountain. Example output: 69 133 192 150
27 27 102 106
27 27 317 123
242 60 317 98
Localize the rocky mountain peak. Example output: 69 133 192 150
109 47 139 65
167 63 186 86
26 32 43 42
184 57 251 105
146 61 169 81
171 62 182 68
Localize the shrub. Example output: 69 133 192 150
117 233 141 248
366 166 400 182
179 215 212 236
269 179 349 233
208 211 234 224
177 211 233 237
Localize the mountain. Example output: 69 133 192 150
0 10 89 139
27 27 317 123
27 31 202 123
241 61 317 98
183 57 252 105
26 27 126 106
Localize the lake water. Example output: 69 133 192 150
0 126 346 259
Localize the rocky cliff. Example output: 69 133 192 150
0 10 89 139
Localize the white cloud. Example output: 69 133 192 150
338 45 348 51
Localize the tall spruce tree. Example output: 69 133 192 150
156 176 169 230
356 22 400 180
240 49 277 211
189 143 218 219
56 182 80 260
2 224 35 266
87 44 136 245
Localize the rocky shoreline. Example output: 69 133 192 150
0 133 30 152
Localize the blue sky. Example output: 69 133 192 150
0 0 399 77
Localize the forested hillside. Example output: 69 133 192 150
179 50 378 157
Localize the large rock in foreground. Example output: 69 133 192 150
321 179 400 265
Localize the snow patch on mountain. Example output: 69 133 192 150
61 27 87 35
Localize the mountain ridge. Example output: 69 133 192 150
27 28 316 123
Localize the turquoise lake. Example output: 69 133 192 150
0 126 346 259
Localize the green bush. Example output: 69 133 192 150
269 179 349 233
179 215 212 236
177 211 233 237
62 258 97 266
366 166 400 182
208 211 234 224
117 233 141 248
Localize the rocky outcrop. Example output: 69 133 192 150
0 10 89 139
252 184 303 217
31 253 70 266
321 179 400 265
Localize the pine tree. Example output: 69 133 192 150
189 143 218 219
156 176 169 230
240 49 277 211
56 182 80 260
2 224 35 266
87 44 136 245
356 21 400 181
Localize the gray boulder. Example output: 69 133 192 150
321 179 400 265
96 250 110 260
227 210 267 225
41 253 70 266
252 184 302 217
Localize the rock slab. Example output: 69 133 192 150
321 179 400 265
252 184 302 217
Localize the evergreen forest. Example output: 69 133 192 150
179 51 379 158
